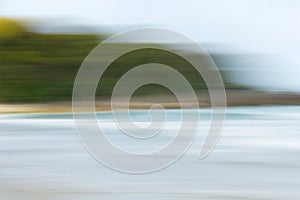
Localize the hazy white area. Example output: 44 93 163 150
0 106 299 199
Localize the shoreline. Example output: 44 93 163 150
0 90 299 114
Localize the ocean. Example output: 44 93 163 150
0 106 299 199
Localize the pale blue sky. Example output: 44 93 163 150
1 0 300 92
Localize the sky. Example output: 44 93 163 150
1 0 300 92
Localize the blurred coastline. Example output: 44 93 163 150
1 18 299 114
1 90 299 114
1 5 300 199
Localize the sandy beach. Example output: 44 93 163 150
0 90 299 114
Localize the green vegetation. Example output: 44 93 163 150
0 19 244 102
0 18 25 39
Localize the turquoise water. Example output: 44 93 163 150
0 106 300 199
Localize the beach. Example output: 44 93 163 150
1 90 299 114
